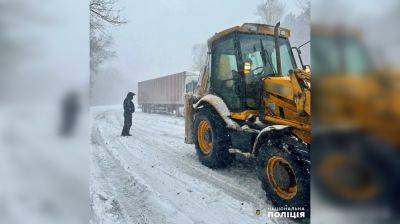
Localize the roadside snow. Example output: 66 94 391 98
90 107 295 224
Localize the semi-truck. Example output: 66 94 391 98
138 71 198 115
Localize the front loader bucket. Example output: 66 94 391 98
184 94 195 144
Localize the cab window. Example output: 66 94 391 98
211 36 241 111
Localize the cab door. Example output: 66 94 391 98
211 34 242 111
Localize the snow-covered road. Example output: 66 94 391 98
90 107 296 224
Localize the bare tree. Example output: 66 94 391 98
255 0 285 25
90 0 126 27
89 0 126 89
191 43 208 71
295 0 310 11
255 0 310 65
90 34 115 74
282 1 310 64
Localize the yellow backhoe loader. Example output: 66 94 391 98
184 23 311 212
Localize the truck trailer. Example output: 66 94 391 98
138 71 198 115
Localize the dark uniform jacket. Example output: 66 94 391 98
123 97 135 117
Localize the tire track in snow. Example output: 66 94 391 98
91 126 195 224
106 112 268 205
93 109 295 224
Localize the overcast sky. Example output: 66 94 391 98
7 0 395 90
107 0 302 83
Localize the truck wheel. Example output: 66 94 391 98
257 136 310 215
194 110 233 168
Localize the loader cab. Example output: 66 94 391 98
208 25 297 112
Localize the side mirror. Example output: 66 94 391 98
243 61 252 75
292 41 310 69
292 47 304 68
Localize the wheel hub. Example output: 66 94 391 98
272 163 292 190
204 130 212 143
266 156 298 200
197 120 213 155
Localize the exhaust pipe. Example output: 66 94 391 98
274 22 282 76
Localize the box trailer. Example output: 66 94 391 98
138 71 198 115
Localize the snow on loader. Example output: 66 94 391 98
184 23 311 212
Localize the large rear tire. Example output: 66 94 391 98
257 135 310 216
194 109 233 168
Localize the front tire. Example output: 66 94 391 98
257 136 310 215
194 109 233 168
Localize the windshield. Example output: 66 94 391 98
239 33 296 77
238 33 296 109
312 35 371 75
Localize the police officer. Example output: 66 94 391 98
121 92 135 136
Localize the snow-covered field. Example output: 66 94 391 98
90 106 296 224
